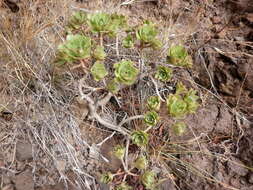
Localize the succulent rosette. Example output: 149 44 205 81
90 61 108 81
131 130 149 147
114 60 139 85
56 34 91 64
155 66 173 82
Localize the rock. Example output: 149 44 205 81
237 60 253 92
36 182 78 190
158 179 176 190
55 160 66 173
234 36 245 41
246 13 253 22
211 16 222 24
241 186 253 190
2 184 14 190
16 141 33 161
98 182 110 190
228 158 248 176
215 107 233 134
14 170 34 190
0 153 4 167
248 173 253 184
100 138 122 172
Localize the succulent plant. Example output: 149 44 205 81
136 21 161 49
67 11 87 31
175 81 187 95
144 111 159 127
108 13 127 36
184 89 199 113
172 122 187 136
56 34 91 64
90 61 108 81
147 96 161 111
167 45 192 67
134 156 148 170
93 45 106 60
141 170 156 189
113 145 125 160
155 66 173 82
131 130 149 147
107 79 120 94
100 172 113 184
88 12 111 33
87 12 127 36
122 34 134 48
167 94 188 118
115 182 132 190
114 60 139 85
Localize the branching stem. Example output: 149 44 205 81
79 79 133 136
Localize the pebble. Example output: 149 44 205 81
16 141 33 161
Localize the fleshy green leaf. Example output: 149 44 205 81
172 122 187 136
90 61 108 81
113 145 125 160
67 11 87 31
122 34 134 48
93 45 106 60
155 66 173 82
167 94 188 118
114 60 139 85
88 12 111 33
184 89 199 113
144 111 159 127
87 13 127 35
136 21 161 49
108 14 127 36
107 79 120 94
151 38 162 49
147 96 160 111
175 81 187 95
100 172 113 184
141 170 156 190
134 156 148 170
136 21 157 43
131 130 149 147
115 183 132 190
167 45 192 68
56 34 91 65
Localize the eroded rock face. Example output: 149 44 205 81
193 0 253 116
229 0 253 13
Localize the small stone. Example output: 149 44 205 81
212 16 222 24
228 158 248 176
55 160 66 173
16 141 33 161
246 13 253 22
249 173 253 184
2 175 12 185
158 179 176 190
2 184 14 190
14 170 34 190
234 36 245 41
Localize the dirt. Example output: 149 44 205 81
127 1 253 189
0 0 253 190
192 0 253 117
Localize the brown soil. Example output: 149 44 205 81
0 0 252 190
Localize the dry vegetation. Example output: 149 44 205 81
0 0 253 190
